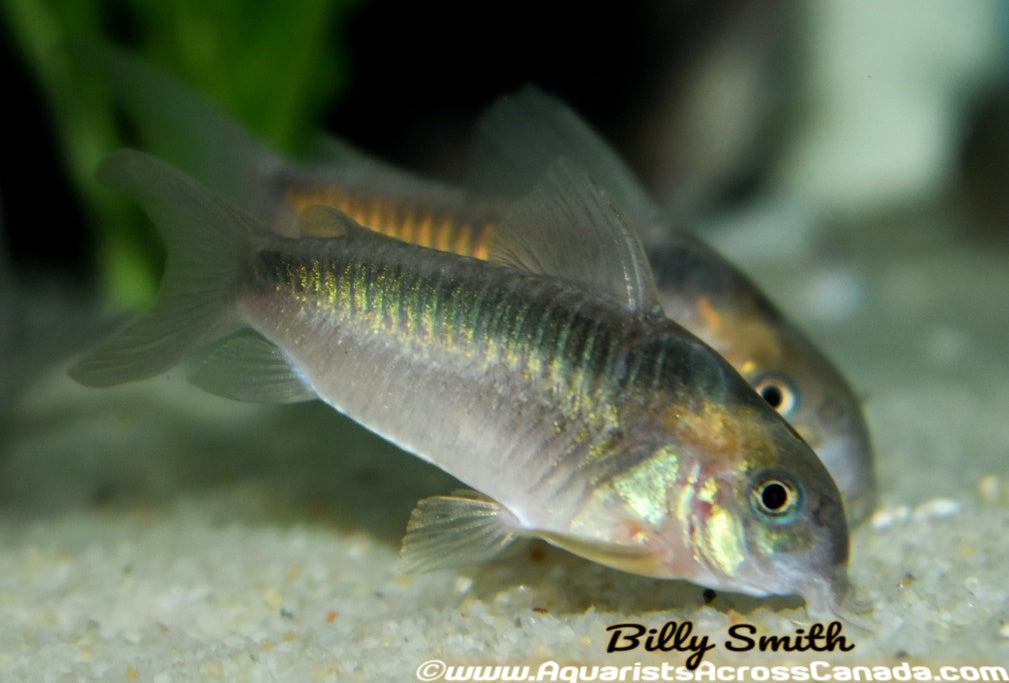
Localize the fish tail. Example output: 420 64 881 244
90 44 294 231
69 149 261 387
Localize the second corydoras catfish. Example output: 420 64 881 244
95 49 875 525
72 148 850 614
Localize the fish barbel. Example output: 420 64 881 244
71 149 849 613
91 49 874 524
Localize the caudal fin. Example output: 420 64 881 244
88 44 297 230
90 45 486 240
69 149 262 387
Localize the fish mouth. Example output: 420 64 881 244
793 566 851 619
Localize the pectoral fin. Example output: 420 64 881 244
535 532 661 578
399 490 524 573
399 490 661 577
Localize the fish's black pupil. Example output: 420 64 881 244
761 482 789 511
761 384 784 408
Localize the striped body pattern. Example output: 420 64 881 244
248 233 698 527
286 187 495 260
73 51 860 613
92 46 872 527
236 217 847 604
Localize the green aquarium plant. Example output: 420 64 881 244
1 0 358 306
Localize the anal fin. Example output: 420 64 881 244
399 490 523 573
188 330 317 403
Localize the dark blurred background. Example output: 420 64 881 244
1 0 1006 304
0 0 801 299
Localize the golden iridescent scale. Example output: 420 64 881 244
91 46 874 525
76 47 862 611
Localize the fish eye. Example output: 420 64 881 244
753 374 798 417
750 475 801 521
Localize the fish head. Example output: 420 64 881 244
667 391 852 615
738 318 876 526
650 242 875 526
547 340 851 614
677 285 876 526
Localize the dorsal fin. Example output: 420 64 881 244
488 158 662 314
468 85 666 246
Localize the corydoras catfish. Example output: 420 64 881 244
92 48 875 524
71 149 850 614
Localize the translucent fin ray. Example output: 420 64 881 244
489 158 662 313
468 85 665 245
189 331 317 403
399 490 521 573
307 132 462 197
83 44 291 223
69 150 261 387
